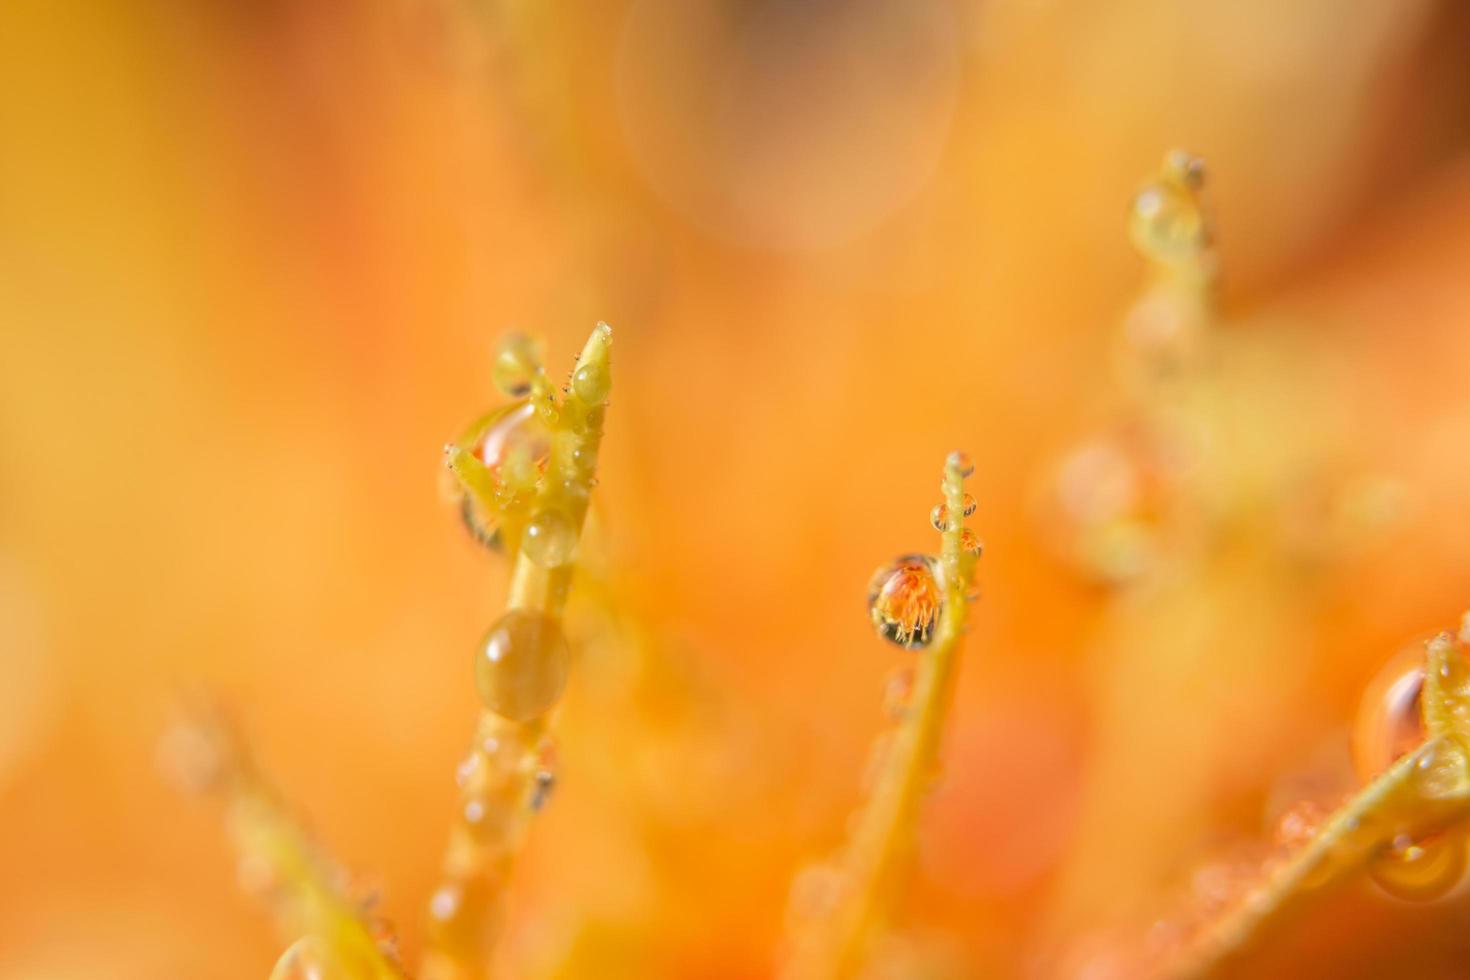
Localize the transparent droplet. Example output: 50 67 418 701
930 494 976 531
571 362 610 406
1163 149 1205 189
946 451 974 478
522 510 577 567
269 936 351 980
867 555 942 649
492 333 542 397
1369 833 1468 902
1129 177 1206 263
453 402 553 549
475 611 571 722
1352 646 1426 785
958 528 982 556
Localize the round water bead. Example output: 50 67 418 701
492 333 542 397
471 402 552 473
523 509 577 567
946 451 974 478
453 402 554 548
571 361 610 406
929 493 977 531
475 611 571 722
958 528 983 556
1129 176 1207 263
1352 645 1427 785
868 555 943 649
269 936 351 980
1369 833 1468 902
1162 148 1206 188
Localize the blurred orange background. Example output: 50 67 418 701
5 1 1470 977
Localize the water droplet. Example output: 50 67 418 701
523 510 577 567
269 936 351 980
946 451 974 478
867 555 943 649
930 494 977 531
453 402 553 547
571 362 610 406
958 528 982 556
1352 646 1426 784
1163 149 1205 189
1128 174 1207 263
475 611 571 722
1369 833 1468 902
492 333 542 397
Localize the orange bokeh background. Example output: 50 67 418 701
5 2 1470 977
